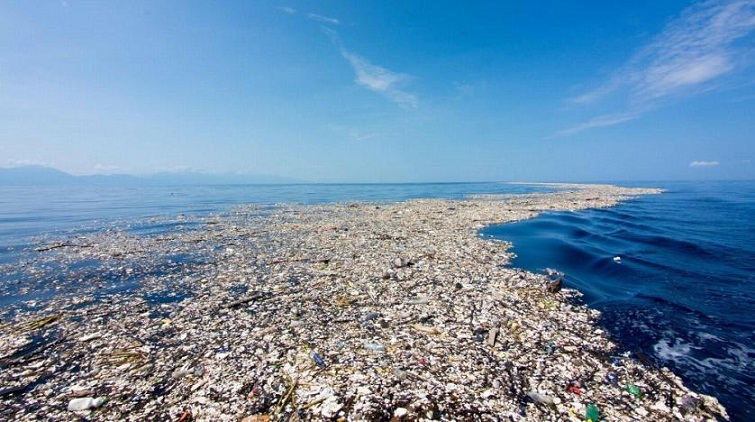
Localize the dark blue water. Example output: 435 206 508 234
482 180 755 421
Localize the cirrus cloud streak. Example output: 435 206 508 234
690 160 720 167
562 0 755 135
322 27 418 108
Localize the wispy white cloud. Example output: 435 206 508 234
690 160 721 167
453 80 489 98
308 13 339 25
570 75 625 105
563 0 755 134
327 124 377 142
349 131 376 142
557 112 641 136
341 52 418 108
322 27 418 108
278 6 296 14
629 0 754 101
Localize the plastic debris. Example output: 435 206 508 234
567 385 582 395
360 312 381 323
487 327 498 346
312 352 326 368
393 407 408 418
176 410 193 422
526 391 559 405
78 332 102 342
585 403 600 421
363 342 386 353
680 394 700 413
605 372 618 385
67 397 106 411
546 276 563 293
0 184 729 421
626 384 642 398
241 414 271 422
406 296 430 305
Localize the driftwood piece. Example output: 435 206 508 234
35 243 93 252
224 293 266 309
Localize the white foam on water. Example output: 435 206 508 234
654 337 696 362
654 332 755 393
697 331 723 342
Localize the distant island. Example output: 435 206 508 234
0 165 299 186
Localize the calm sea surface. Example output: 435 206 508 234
0 181 752 420
0 182 542 252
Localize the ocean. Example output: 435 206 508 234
0 181 752 420
482 180 755 421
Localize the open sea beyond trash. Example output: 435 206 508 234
482 180 755 421
0 180 753 420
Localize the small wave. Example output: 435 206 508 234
654 337 699 362
628 233 716 259
633 293 712 320
593 209 657 230
569 227 592 239
599 208 644 222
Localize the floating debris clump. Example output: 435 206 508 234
0 184 728 420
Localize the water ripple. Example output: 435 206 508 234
482 181 755 421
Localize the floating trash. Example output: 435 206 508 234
605 372 619 385
626 384 643 398
68 397 106 411
585 403 600 421
312 352 326 368
363 342 386 353
0 185 727 420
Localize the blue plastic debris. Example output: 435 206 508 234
605 372 618 385
313 352 326 368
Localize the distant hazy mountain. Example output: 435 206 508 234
0 165 299 186
0 165 78 185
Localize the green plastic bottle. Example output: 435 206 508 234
585 403 600 421
626 384 642 398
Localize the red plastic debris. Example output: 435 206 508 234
177 410 193 422
567 385 583 395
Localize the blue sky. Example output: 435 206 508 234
1 0 753 182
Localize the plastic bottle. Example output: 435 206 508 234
363 342 386 353
626 384 642 398
312 352 326 368
545 340 555 355
585 403 599 421
67 397 106 411
526 391 558 405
